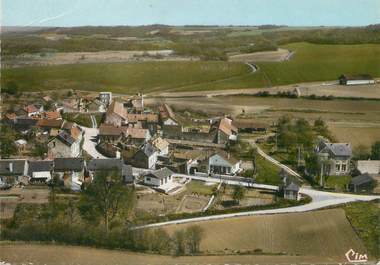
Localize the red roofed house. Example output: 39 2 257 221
24 104 43 117
211 117 238 144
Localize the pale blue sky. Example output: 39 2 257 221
2 0 380 27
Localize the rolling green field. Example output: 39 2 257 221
2 61 249 94
2 43 380 93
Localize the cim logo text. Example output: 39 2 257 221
345 249 368 263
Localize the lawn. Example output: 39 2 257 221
3 43 380 93
255 155 282 185
325 175 352 191
343 202 380 258
174 43 380 91
2 61 249 94
62 112 93 127
186 180 217 196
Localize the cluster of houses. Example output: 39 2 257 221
2 90 379 197
0 158 133 191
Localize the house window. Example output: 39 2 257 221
146 177 151 181
342 164 347 172
335 163 340 172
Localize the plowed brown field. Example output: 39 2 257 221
164 209 366 257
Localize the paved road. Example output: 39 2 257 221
90 115 97 128
80 126 106 159
133 186 380 229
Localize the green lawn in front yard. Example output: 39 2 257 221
186 180 217 196
62 112 93 127
254 155 282 185
325 175 351 191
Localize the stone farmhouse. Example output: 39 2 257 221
315 141 352 176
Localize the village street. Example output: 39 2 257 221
80 126 106 159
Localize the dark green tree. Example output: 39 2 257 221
232 185 246 204
0 125 17 158
79 169 135 232
371 141 380 160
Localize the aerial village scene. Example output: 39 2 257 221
0 1 380 265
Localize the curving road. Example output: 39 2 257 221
80 126 106 159
133 186 380 229
79 125 380 230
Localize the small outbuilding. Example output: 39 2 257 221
339 74 375 86
143 167 173 188
349 173 376 193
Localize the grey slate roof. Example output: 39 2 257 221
142 142 157 157
122 164 133 176
0 159 27 175
28 160 53 175
319 142 352 157
54 158 84 171
148 167 173 179
350 173 374 186
56 130 75 146
87 159 123 171
285 182 300 192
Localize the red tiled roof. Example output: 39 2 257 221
44 111 61 120
99 124 123 136
126 113 158 123
126 128 148 139
218 118 237 136
24 104 39 114
37 119 63 128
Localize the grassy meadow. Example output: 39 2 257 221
2 61 249 94
2 43 380 93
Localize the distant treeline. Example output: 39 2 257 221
2 25 380 60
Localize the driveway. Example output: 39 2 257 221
80 126 106 159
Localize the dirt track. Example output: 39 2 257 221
149 80 380 99
0 243 355 265
229 48 291 62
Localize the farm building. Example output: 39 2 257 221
143 167 173 188
349 173 376 193
357 160 380 175
28 160 54 184
87 158 133 183
54 158 85 191
159 104 178 126
233 119 270 133
211 117 238 144
0 159 28 180
208 152 241 175
132 142 158 169
339 74 375 86
99 92 112 106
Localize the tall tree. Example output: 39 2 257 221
79 169 135 232
186 226 204 254
232 185 246 204
0 125 17 158
371 141 380 160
